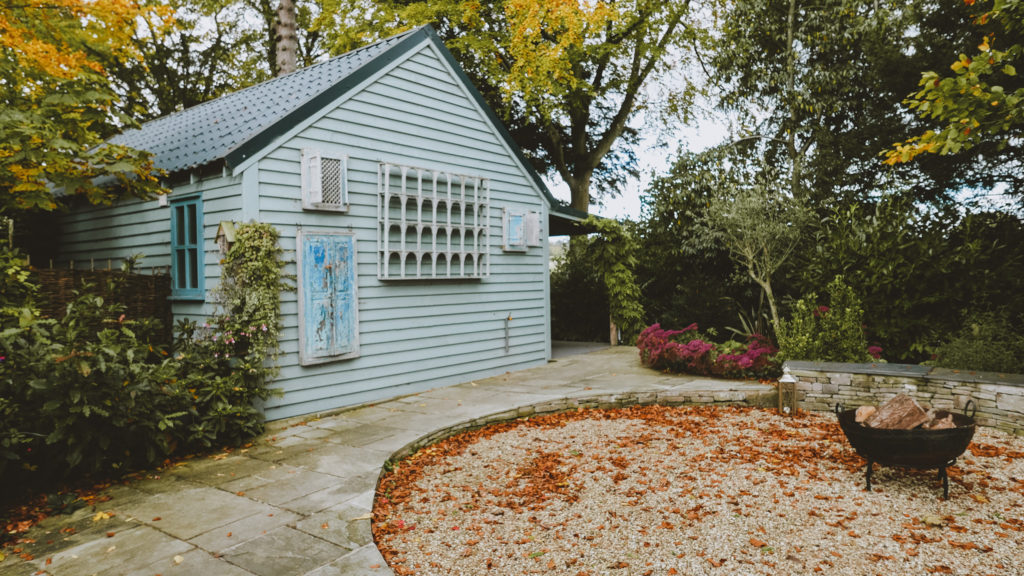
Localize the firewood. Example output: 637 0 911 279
864 394 930 430
925 414 955 430
855 405 876 423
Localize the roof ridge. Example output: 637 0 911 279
132 27 422 132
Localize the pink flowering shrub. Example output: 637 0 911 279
638 323 781 379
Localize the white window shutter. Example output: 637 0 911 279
302 149 323 206
525 211 541 247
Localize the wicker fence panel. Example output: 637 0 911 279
33 269 174 345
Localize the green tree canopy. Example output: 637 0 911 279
108 0 326 123
708 0 1023 206
315 0 702 213
886 0 1024 172
1 0 166 212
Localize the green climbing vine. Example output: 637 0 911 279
583 216 646 344
173 221 290 447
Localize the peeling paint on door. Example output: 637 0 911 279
298 231 359 364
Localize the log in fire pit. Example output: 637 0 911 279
835 400 976 498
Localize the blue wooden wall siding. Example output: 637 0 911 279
298 231 358 363
54 38 552 421
56 174 244 324
254 40 551 419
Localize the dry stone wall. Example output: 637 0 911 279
784 361 1024 435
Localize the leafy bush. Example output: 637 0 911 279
583 217 646 344
0 223 287 494
171 222 289 447
929 311 1024 374
0 279 185 482
637 323 780 379
795 199 1024 362
777 276 876 363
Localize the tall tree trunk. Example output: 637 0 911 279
785 0 799 197
751 270 782 339
569 172 592 213
275 0 297 76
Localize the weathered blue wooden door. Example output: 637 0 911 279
299 231 359 364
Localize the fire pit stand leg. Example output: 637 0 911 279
865 460 873 492
939 460 955 499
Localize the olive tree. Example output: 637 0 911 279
703 165 812 337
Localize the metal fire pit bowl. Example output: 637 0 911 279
835 400 976 499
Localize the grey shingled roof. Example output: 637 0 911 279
108 25 584 225
111 28 421 174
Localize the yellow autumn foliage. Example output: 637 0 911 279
503 0 618 106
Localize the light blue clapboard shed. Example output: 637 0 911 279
54 25 586 420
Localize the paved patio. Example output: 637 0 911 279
0 346 774 576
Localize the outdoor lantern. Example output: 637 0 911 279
778 370 799 416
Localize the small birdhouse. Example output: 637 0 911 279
216 221 237 254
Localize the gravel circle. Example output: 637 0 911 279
372 405 1024 576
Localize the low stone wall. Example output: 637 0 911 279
784 361 1024 435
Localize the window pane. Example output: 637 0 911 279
187 204 198 244
175 206 185 245
188 248 199 289
176 250 187 289
509 214 524 246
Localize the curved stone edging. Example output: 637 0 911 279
379 388 777 468
784 361 1024 435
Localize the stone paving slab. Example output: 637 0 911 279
294 500 372 551
304 544 389 576
0 346 776 576
132 549 255 576
275 476 374 516
115 484 279 540
220 526 346 576
188 509 302 554
45 525 193 576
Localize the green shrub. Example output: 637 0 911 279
777 276 875 363
930 311 1024 374
0 223 287 494
170 222 289 447
0 283 185 482
550 218 646 344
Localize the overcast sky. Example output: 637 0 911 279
544 114 731 222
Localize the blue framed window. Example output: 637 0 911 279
170 196 204 300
